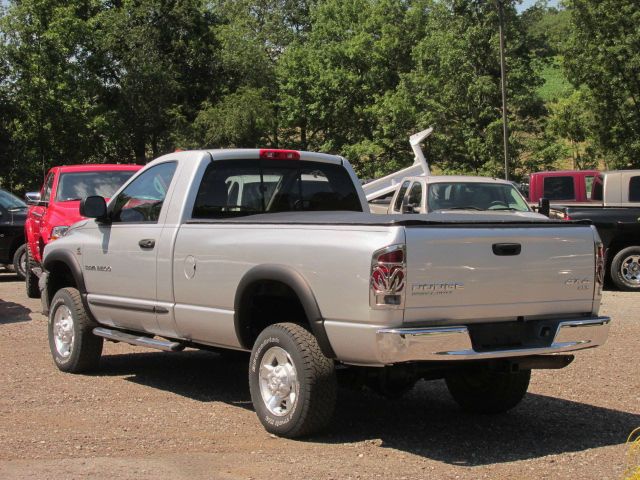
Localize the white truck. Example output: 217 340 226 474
363 127 538 217
41 148 610 438
383 174 539 217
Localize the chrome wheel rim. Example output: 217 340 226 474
53 305 74 358
258 346 299 417
621 254 640 285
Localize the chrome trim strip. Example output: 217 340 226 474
376 317 611 364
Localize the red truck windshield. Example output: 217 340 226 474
192 159 362 218
56 171 137 201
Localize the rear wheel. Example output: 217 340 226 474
367 368 417 399
249 323 337 438
48 287 103 373
445 368 531 414
25 248 40 299
12 244 27 280
610 246 640 291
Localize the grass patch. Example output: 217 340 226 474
537 57 573 102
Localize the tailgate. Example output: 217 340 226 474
403 225 597 324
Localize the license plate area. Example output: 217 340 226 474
467 320 561 352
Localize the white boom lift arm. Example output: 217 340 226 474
362 127 433 201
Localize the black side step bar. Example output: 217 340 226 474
93 327 185 352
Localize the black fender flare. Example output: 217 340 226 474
234 264 336 358
43 249 87 293
42 249 89 314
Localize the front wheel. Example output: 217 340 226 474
48 287 103 373
610 246 640 291
25 248 40 298
445 368 531 414
12 244 27 280
249 323 337 438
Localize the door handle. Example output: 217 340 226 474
138 239 155 249
492 243 521 256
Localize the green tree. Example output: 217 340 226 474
521 0 570 58
547 88 598 169
0 0 222 189
90 0 221 162
390 0 544 177
0 0 101 190
277 0 427 177
190 0 316 148
194 87 275 147
564 0 640 168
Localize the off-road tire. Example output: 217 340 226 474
249 323 337 438
25 248 41 299
12 244 26 280
445 368 531 414
48 287 103 373
610 246 640 291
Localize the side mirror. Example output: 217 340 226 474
80 196 108 222
538 197 550 217
403 203 419 214
25 192 43 206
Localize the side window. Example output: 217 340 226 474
42 174 54 202
427 184 444 211
393 181 411 212
585 175 594 199
543 176 575 200
404 182 423 213
629 176 640 202
591 175 604 200
110 162 177 223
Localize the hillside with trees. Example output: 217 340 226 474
0 0 638 192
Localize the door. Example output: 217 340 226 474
27 172 55 262
401 181 423 213
0 190 26 264
83 162 177 333
389 180 411 213
0 203 11 262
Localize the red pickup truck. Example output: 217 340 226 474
25 164 141 297
528 170 599 204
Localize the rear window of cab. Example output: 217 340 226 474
192 159 362 218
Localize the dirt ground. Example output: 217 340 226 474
0 271 638 480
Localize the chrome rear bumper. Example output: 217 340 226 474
376 317 611 364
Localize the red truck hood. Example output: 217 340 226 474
47 200 85 226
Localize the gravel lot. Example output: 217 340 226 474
0 271 638 480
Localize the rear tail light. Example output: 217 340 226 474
370 245 406 308
563 213 572 221
259 149 300 160
595 240 605 294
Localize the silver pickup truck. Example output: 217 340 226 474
41 149 610 438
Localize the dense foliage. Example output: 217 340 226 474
0 0 638 193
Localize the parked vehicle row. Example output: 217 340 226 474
0 135 623 439
39 148 610 438
548 170 640 291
